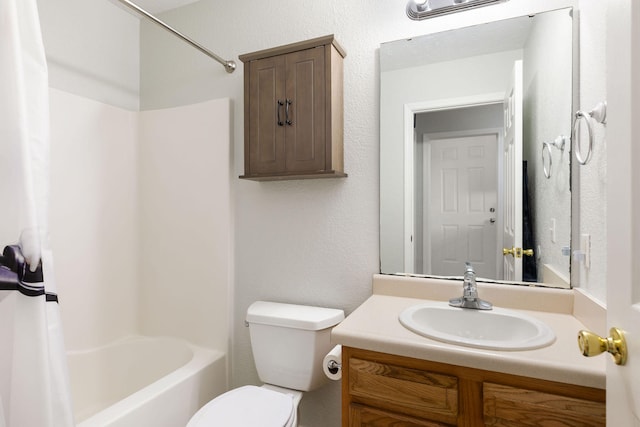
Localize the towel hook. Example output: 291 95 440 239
572 101 607 165
542 135 567 179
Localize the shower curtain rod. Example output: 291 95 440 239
115 0 236 73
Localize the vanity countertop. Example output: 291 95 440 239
331 274 606 390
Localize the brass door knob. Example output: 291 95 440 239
503 247 515 256
502 247 534 258
577 327 627 365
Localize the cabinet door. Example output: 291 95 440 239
347 357 458 424
248 55 286 174
483 383 606 426
284 46 326 172
349 404 451 427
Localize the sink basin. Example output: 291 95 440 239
398 301 555 351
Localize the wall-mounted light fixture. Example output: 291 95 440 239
407 0 508 20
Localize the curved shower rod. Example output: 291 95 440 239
114 0 236 73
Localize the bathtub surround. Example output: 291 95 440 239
49 89 139 350
48 89 232 422
49 89 231 352
138 100 232 352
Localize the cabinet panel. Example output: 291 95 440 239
349 404 451 427
348 357 458 422
285 46 326 172
248 55 286 174
483 383 606 426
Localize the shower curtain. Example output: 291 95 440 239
0 0 74 426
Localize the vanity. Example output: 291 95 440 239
348 4 613 425
332 275 606 426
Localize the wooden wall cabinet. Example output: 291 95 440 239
342 347 605 427
239 35 346 181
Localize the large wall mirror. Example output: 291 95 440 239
380 8 574 288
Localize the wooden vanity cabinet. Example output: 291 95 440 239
239 35 346 181
342 347 605 427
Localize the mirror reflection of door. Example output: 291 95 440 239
413 103 504 279
502 60 524 281
425 134 498 279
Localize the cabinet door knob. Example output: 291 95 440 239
578 327 627 365
277 100 284 126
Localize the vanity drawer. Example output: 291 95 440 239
349 403 450 426
348 357 458 423
483 382 606 426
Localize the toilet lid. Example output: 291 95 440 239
187 385 295 427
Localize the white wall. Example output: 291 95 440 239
37 0 140 111
575 1 608 303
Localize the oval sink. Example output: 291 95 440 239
399 301 555 351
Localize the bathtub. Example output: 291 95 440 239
67 336 227 427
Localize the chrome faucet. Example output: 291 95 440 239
449 262 493 310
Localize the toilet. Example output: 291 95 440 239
187 301 345 427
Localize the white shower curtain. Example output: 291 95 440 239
0 0 75 426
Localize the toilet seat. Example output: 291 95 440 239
186 385 296 427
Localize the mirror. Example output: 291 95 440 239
380 8 574 287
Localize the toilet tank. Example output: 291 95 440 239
246 301 344 392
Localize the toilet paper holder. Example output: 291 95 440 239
326 359 341 375
323 344 343 380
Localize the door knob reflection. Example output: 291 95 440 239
502 247 534 258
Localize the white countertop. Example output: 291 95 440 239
331 275 606 389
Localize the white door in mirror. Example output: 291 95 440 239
428 134 498 278
502 60 524 281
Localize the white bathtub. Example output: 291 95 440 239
67 336 227 427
